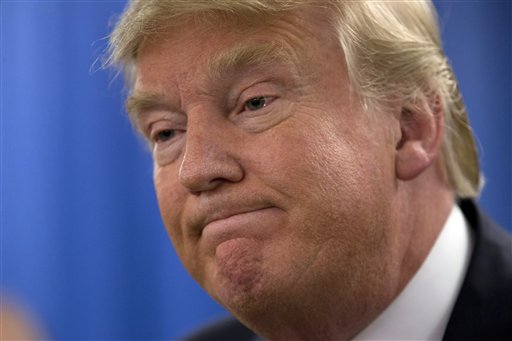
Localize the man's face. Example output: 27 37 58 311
133 9 401 329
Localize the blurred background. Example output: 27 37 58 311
1 0 510 339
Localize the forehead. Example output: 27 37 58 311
134 7 341 88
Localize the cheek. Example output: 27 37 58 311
253 114 393 240
154 164 212 284
153 165 186 249
244 119 338 188
253 117 369 202
154 166 209 283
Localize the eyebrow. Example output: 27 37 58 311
125 92 173 133
126 42 301 127
204 41 300 81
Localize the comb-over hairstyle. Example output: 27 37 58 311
107 0 482 198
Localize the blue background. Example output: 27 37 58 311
1 1 510 339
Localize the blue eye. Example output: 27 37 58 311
155 129 175 142
244 96 268 111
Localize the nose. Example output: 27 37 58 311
178 118 244 193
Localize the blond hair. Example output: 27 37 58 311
107 0 482 198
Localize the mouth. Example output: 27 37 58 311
203 206 274 229
200 206 281 245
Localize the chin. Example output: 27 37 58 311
214 239 262 290
205 238 280 316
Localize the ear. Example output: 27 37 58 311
395 96 444 180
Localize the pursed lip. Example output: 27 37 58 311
190 203 275 236
205 206 274 229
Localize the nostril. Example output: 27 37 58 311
178 157 244 193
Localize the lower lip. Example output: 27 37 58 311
202 207 281 246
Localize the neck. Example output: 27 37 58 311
393 173 455 295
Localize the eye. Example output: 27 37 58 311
243 96 272 111
153 129 176 143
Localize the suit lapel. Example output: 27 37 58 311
442 200 512 340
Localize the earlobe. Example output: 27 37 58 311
395 98 444 181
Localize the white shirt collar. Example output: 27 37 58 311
353 204 474 340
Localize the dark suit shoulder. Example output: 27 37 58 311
182 317 257 341
443 200 512 340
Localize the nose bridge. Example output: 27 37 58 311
178 112 243 192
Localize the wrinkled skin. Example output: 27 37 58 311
132 7 451 341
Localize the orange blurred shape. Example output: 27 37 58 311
1 300 45 340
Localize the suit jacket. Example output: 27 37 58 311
184 200 512 341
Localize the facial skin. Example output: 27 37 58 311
130 7 453 341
